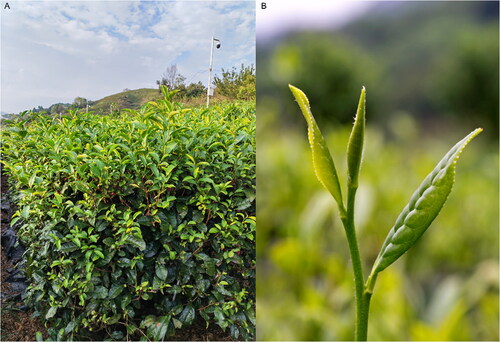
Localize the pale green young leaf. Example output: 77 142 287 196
347 87 366 189
370 128 482 276
289 84 344 208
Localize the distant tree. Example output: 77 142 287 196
50 103 66 115
213 64 255 101
156 64 186 91
186 82 206 98
31 106 45 113
175 82 207 99
72 97 87 109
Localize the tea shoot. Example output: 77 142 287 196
289 84 481 341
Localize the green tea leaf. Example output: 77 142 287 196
110 330 124 340
151 164 160 178
45 306 57 319
155 264 168 281
289 85 344 208
149 152 160 163
141 315 157 328
109 283 123 299
90 163 101 178
94 249 104 259
172 317 183 329
147 315 170 341
94 286 108 299
64 320 77 334
125 234 146 251
21 205 30 219
204 258 216 276
371 128 482 275
213 306 228 330
347 87 366 188
178 304 195 325
121 293 132 310
126 323 137 335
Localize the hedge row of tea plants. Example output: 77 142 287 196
0 91 255 341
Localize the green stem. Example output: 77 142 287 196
341 185 370 341
359 289 372 340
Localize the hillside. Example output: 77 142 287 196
7 88 231 118
89 88 162 113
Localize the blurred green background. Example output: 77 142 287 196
257 2 499 341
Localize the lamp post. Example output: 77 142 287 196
207 36 221 107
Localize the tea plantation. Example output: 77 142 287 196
1 89 255 341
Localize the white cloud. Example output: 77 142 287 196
1 1 255 113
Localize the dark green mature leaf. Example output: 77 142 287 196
178 304 195 326
64 321 76 334
230 324 240 340
59 242 79 253
108 283 123 299
156 264 168 281
213 306 224 323
150 276 160 290
110 331 124 340
93 286 108 299
370 128 482 276
147 315 170 341
121 294 132 310
196 278 210 292
125 234 146 251
213 306 228 330
204 258 216 276
289 85 344 208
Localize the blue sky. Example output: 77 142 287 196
1 1 255 113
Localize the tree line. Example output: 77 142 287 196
157 64 255 101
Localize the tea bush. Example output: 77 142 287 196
1 90 256 340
